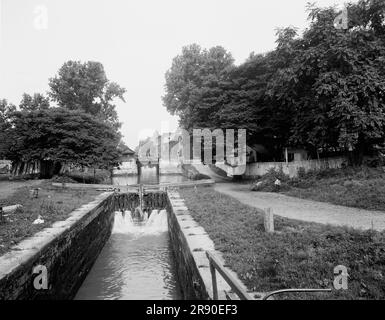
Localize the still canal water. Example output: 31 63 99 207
112 167 190 185
75 168 184 300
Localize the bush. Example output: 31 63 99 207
51 175 78 183
251 168 290 192
66 170 111 184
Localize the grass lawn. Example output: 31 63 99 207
179 187 385 300
252 166 385 211
0 181 102 255
285 167 385 211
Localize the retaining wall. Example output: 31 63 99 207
245 157 346 178
167 189 250 300
0 192 115 300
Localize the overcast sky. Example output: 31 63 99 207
0 0 347 148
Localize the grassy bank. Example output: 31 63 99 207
252 166 385 211
0 181 102 255
179 187 385 300
60 169 112 184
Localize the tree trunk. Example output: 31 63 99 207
347 146 364 167
40 160 56 179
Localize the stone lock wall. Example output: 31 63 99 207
0 192 116 300
167 189 249 300
0 191 171 300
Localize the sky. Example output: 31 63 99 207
0 0 347 148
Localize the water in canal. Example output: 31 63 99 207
75 168 186 300
112 166 190 185
75 209 181 300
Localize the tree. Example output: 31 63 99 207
49 61 126 128
266 2 385 163
163 1 385 164
8 108 122 178
19 93 50 111
216 52 290 160
0 99 16 123
163 44 234 130
0 99 16 159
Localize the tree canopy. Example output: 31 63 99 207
163 44 234 130
6 108 121 170
49 60 126 128
0 99 16 159
163 0 385 163
1 60 127 174
19 93 50 111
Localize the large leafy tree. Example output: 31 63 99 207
49 61 126 128
163 44 234 130
7 108 122 176
267 1 385 162
216 52 291 159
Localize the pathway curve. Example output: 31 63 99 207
214 182 385 231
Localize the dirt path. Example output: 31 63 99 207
0 180 44 200
215 183 385 231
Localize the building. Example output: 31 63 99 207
114 146 138 176
247 144 270 163
284 148 309 162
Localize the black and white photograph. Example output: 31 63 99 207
0 0 385 309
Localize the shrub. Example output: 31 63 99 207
66 170 111 184
297 167 306 179
251 168 290 192
51 175 78 183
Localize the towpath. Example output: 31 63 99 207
215 182 385 231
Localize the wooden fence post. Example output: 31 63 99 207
264 208 274 233
0 207 4 225
209 260 218 300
